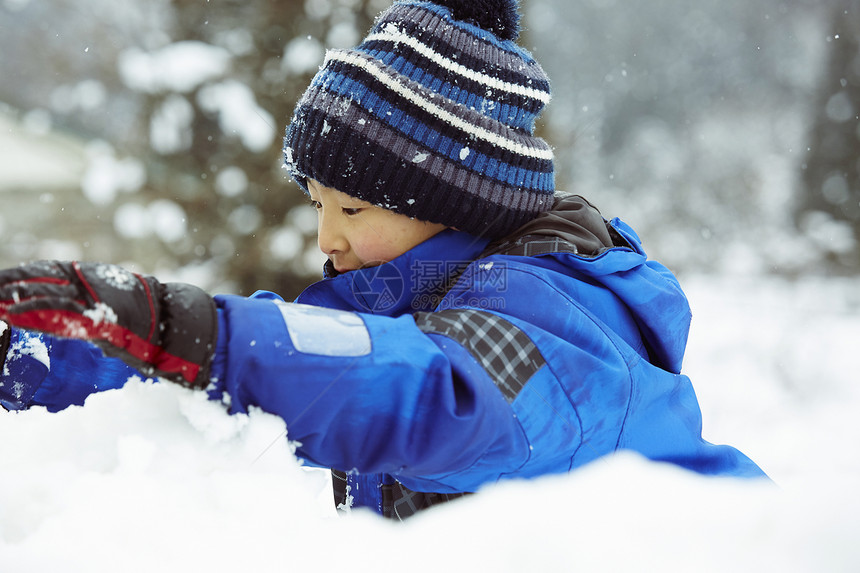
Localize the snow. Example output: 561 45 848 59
3 0 30 12
0 0 857 568
147 199 188 243
226 204 262 236
149 94 194 155
82 303 118 327
114 199 187 243
113 203 153 240
266 226 303 262
3 330 49 375
1 275 858 571
81 142 146 205
117 42 231 94
824 91 854 122
327 21 361 49
196 80 276 153
0 107 86 192
49 80 108 115
281 36 325 76
214 166 248 198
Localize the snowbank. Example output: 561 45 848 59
1 275 858 572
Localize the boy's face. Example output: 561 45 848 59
307 179 447 273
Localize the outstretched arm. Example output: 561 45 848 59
0 260 584 493
0 261 541 490
208 293 538 492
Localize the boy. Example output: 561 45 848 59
0 0 767 520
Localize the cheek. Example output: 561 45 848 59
350 235 404 266
350 219 413 264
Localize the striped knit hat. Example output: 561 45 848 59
283 0 555 240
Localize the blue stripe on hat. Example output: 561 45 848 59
314 65 552 187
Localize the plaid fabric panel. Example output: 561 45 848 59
414 309 545 403
383 481 470 521
331 311 545 519
331 470 469 520
483 225 631 258
484 234 580 258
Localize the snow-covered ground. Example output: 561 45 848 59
0 273 857 572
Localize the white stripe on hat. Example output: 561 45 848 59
324 50 554 162
365 24 551 104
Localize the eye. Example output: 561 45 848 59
309 200 322 210
342 207 364 216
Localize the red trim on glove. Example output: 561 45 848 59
72 262 101 303
135 273 159 343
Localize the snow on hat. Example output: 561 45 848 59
283 0 555 240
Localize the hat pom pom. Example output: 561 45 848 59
433 0 521 41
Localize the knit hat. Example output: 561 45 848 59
283 0 555 240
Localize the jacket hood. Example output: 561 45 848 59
485 193 692 373
483 193 619 257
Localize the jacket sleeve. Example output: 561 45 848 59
207 293 549 493
208 255 768 492
1 328 142 412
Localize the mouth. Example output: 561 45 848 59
330 260 355 274
331 259 382 274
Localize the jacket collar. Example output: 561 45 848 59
295 229 489 316
482 193 625 258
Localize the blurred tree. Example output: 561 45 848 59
527 0 843 275
131 0 314 297
6 0 850 281
0 0 379 298
798 0 860 272
129 0 377 297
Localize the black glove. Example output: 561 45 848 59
0 261 217 389
0 320 10 377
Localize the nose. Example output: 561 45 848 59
316 210 348 256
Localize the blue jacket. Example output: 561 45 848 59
208 195 767 516
1 196 767 518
